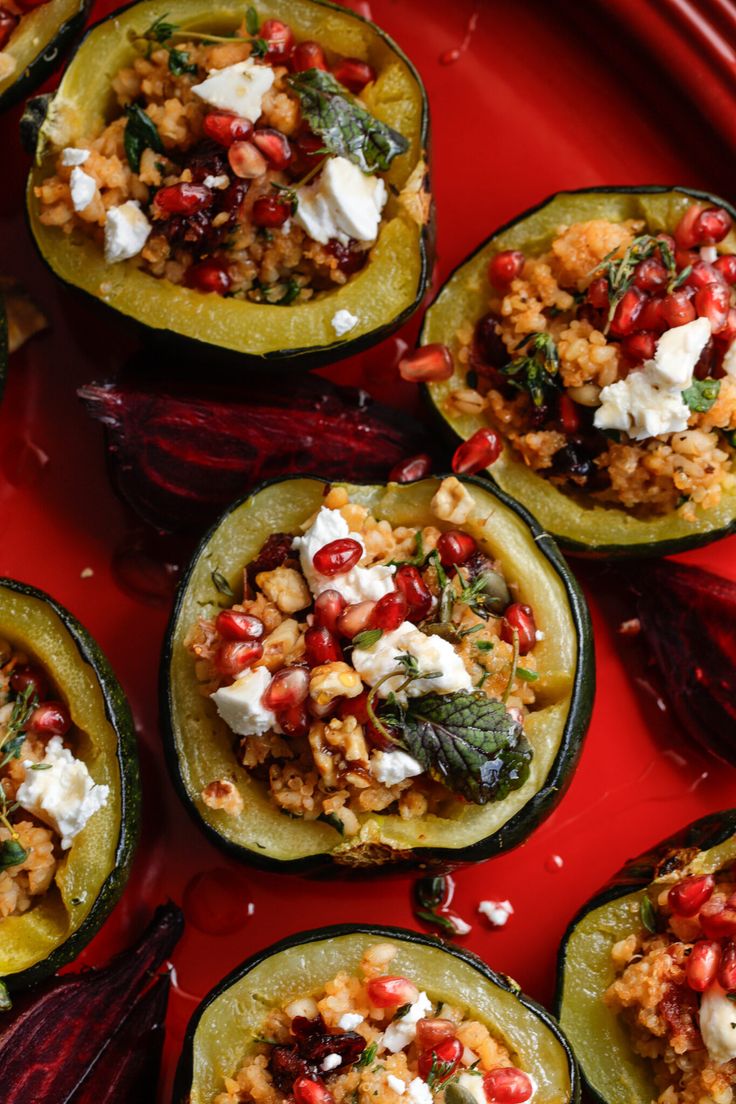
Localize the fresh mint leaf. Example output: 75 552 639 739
287 69 408 174
168 47 197 75
682 377 721 413
124 105 163 172
245 5 259 35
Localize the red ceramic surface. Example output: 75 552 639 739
2 1 736 1100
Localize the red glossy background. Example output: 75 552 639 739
2 1 736 1100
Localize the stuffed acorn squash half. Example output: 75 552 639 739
0 0 89 112
174 924 580 1104
0 578 139 995
422 186 736 557
557 810 736 1104
25 0 431 369
161 474 593 873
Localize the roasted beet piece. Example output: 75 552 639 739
270 1045 311 1092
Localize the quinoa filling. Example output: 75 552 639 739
186 477 538 836
447 203 736 519
213 941 536 1104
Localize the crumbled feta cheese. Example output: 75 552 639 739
701 245 718 264
338 1012 364 1031
321 1054 342 1072
407 1079 433 1104
651 316 712 385
699 985 736 1064
61 147 90 166
203 173 230 189
292 506 395 605
451 916 472 936
104 201 152 264
211 667 277 737
69 167 96 212
370 749 424 785
191 59 274 121
16 736 110 850
331 309 359 337
478 899 514 928
352 621 473 702
723 339 736 378
387 1076 407 1095
382 992 433 1053
294 156 387 246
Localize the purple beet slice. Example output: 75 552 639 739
633 560 736 765
79 375 433 532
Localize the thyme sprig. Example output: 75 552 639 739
0 684 38 867
364 660 441 745
590 234 681 330
134 7 268 70
502 332 559 407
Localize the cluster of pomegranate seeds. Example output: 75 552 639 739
451 428 502 475
501 604 537 655
0 10 18 49
398 345 454 383
659 870 736 994
312 538 363 577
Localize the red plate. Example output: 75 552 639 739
2 1 736 1100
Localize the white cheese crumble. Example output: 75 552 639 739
103 201 152 264
321 1054 342 1072
407 1079 433 1104
699 984 736 1065
211 667 277 737
203 173 230 189
61 147 90 166
292 506 395 606
16 736 110 850
382 991 433 1053
594 316 711 440
478 899 514 928
294 156 387 246
387 1076 407 1095
370 749 424 785
331 309 359 337
338 1012 364 1031
191 59 274 121
352 621 473 702
69 167 96 212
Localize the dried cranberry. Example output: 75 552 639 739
326 240 367 275
270 1046 310 1093
187 141 229 182
471 312 508 379
291 1015 328 1041
299 1031 366 1067
246 532 295 586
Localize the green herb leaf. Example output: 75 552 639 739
143 13 178 43
475 640 494 653
414 907 459 937
29 762 53 771
168 47 197 75
352 629 383 649
682 377 721 413
640 894 657 934
250 36 268 58
393 1002 412 1020
502 332 559 407
0 838 29 870
317 812 345 835
413 874 449 911
245 5 260 34
389 530 425 568
516 667 539 682
123 105 163 173
590 235 677 325
211 568 234 597
355 1041 377 1069
287 69 409 174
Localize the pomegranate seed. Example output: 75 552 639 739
482 1068 534 1104
313 590 347 634
215 640 263 677
655 232 677 256
252 128 292 170
417 1037 463 1082
716 308 736 345
369 591 408 632
304 626 343 667
155 183 212 215
700 895 736 939
395 565 433 622
10 665 47 700
263 666 309 710
366 976 419 1008
697 206 733 245
185 259 231 294
683 260 726 290
29 701 71 737
675 204 706 249
638 296 668 333
202 113 253 146
326 240 367 275
714 255 736 285
398 345 453 383
437 530 477 567
609 287 646 337
415 1019 457 1050
661 289 697 328
452 428 502 474
501 603 537 655
587 277 610 309
216 611 264 642
291 40 328 71
676 248 700 271
621 331 657 362
228 141 267 179
313 538 362 577
634 258 668 292
252 196 292 228
695 282 731 332
337 601 377 639
488 250 525 289
686 940 721 992
0 10 18 49
388 453 432 484
719 938 736 991
668 874 715 917
260 19 295 64
331 58 376 92
277 703 311 738
293 1077 334 1104
558 393 580 435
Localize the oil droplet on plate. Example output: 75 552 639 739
183 867 255 935
545 854 564 873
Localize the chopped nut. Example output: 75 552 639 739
202 779 243 816
309 662 363 707
255 566 311 613
323 714 368 762
259 619 303 671
431 476 475 524
308 722 339 787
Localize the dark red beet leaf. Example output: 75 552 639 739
633 560 736 765
79 375 433 532
0 903 183 1104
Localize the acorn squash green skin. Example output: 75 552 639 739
24 0 432 371
0 0 90 113
160 473 594 876
173 923 581 1104
555 809 736 1104
0 578 140 995
422 185 736 559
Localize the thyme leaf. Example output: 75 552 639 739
211 568 234 597
502 332 559 407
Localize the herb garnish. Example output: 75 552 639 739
682 377 721 413
393 1002 412 1020
388 530 425 568
317 812 345 835
352 629 383 649
590 234 681 329
516 667 538 683
123 105 164 173
135 9 268 65
355 1041 378 1069
0 684 39 869
640 894 657 934
502 332 559 407
211 568 234 597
